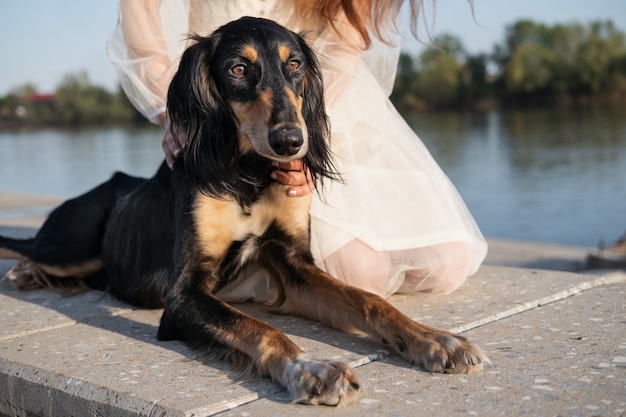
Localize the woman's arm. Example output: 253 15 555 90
108 0 180 122
119 0 172 110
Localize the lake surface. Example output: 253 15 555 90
1 105 625 248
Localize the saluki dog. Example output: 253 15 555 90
0 17 486 406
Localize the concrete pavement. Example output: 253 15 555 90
0 193 624 416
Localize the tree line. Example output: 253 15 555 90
392 19 626 111
1 18 625 127
0 72 143 127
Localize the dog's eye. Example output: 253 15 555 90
287 60 301 72
231 64 247 76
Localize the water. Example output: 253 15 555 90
408 105 626 248
1 105 625 248
0 126 164 197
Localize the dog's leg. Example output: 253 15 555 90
159 281 360 406
276 262 488 374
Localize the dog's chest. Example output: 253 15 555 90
192 184 312 261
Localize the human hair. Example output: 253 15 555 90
295 0 431 49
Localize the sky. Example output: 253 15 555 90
1 0 625 96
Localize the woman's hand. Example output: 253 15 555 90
158 111 313 197
271 160 315 197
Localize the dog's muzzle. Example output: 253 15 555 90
269 127 304 157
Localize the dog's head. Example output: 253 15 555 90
167 17 339 199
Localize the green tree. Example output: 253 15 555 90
574 20 626 94
414 34 465 107
492 19 550 71
504 43 554 93
391 52 426 111
494 20 554 96
546 22 585 93
0 74 141 126
55 71 104 124
53 71 137 125
459 53 490 102
492 19 626 100
7 83 40 121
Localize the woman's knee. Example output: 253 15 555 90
322 239 392 296
322 240 474 296
401 241 472 294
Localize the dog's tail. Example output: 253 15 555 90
0 235 34 260
0 236 43 291
1 236 103 294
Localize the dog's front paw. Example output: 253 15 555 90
282 356 360 406
397 330 488 374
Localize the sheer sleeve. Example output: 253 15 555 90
306 16 363 114
361 32 402 96
106 0 188 123
310 12 402 111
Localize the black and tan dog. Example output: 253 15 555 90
0 17 486 406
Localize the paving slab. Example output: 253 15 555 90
0 275 379 417
389 265 604 331
0 267 134 342
217 280 626 417
1 319 278 417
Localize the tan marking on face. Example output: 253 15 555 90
284 87 303 111
237 132 255 154
278 44 291 63
232 85 307 161
230 88 273 156
258 88 273 107
299 75 308 97
283 87 308 148
241 44 258 62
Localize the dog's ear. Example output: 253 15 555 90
297 35 341 191
167 34 241 198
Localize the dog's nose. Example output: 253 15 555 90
269 127 304 156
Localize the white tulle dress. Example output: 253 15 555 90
107 0 488 298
